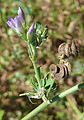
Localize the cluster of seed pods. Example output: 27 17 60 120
50 40 79 80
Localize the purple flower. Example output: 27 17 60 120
6 7 25 34
27 23 35 35
6 16 23 34
18 7 25 22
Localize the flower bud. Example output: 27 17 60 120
27 23 35 35
18 7 25 23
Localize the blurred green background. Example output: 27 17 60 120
0 0 84 120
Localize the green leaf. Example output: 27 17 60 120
40 79 45 87
37 66 41 79
0 109 5 120
31 79 38 91
45 79 54 87
29 22 48 47
34 66 41 81
41 26 48 41
30 34 38 47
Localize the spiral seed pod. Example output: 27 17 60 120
54 64 65 79
64 60 71 73
49 64 70 80
50 40 79 80
71 40 79 57
58 43 66 59
49 64 58 74
65 40 79 58
63 65 68 76
58 40 79 59
64 42 72 57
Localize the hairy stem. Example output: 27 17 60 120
32 60 41 88
27 42 41 88
21 83 84 120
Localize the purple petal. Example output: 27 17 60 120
14 16 23 31
6 20 16 30
28 23 35 35
18 7 25 22
8 16 15 26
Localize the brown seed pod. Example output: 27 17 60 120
53 64 64 79
50 40 79 81
58 40 79 59
50 64 67 80
49 64 57 74
64 60 71 73
71 40 79 57
65 42 72 57
63 65 68 77
58 43 66 59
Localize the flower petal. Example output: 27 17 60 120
28 23 35 35
14 16 23 31
6 20 16 30
18 7 25 22
8 16 15 26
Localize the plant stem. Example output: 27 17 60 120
51 82 84 102
27 42 41 88
21 101 50 120
32 60 41 88
21 83 84 120
46 79 55 97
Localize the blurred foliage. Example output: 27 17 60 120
0 0 84 120
0 110 5 120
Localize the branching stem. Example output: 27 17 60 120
21 83 84 120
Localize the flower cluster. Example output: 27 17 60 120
6 7 48 63
6 7 25 34
6 7 48 49
6 7 34 35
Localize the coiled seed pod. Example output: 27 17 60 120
58 43 66 59
64 60 71 73
64 42 72 57
50 64 64 79
58 40 79 59
50 40 79 80
49 62 71 80
70 40 79 57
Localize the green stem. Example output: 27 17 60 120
51 82 84 102
21 101 50 120
32 60 41 88
27 42 41 88
21 83 84 120
46 79 55 97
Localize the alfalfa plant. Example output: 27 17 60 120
6 7 84 120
